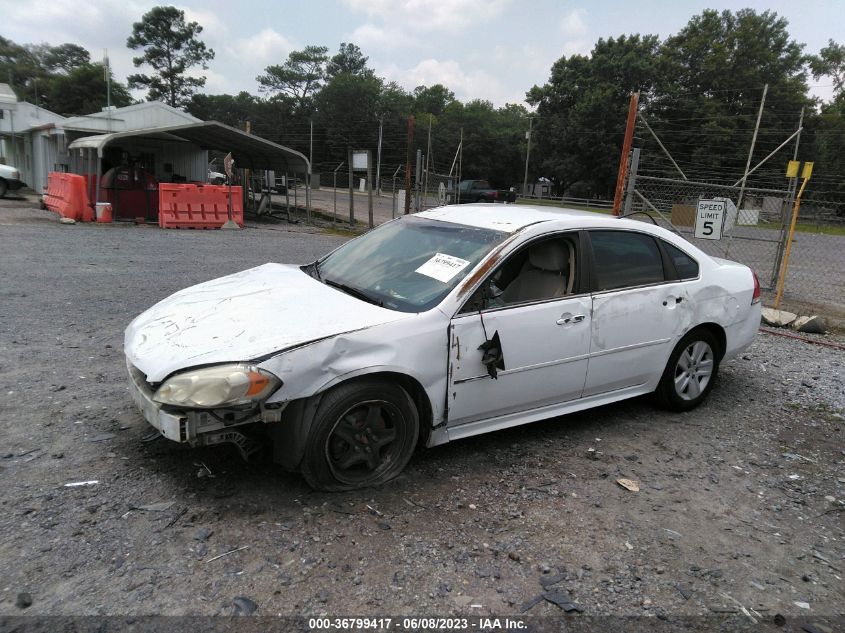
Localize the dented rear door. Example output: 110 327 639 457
584 283 688 397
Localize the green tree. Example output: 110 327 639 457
652 9 811 184
806 41 845 195
326 43 371 78
809 39 845 102
413 84 455 117
0 38 130 114
378 82 414 118
316 72 383 162
44 63 132 115
528 34 663 196
43 44 90 74
126 5 215 108
0 36 47 104
257 45 329 112
187 92 259 127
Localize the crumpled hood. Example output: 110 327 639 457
124 263 411 382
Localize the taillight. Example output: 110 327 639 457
751 271 761 304
492 191 498 199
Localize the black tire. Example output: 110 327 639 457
0 179 7 199
654 328 721 411
301 380 419 491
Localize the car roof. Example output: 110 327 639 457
416 203 630 234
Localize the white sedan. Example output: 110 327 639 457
125 204 761 490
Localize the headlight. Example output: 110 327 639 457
153 364 281 408
11 170 19 179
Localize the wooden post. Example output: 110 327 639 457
612 92 639 216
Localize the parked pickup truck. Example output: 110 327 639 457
0 163 26 198
448 179 516 204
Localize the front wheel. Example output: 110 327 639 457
301 380 419 491
654 329 720 411
0 179 8 199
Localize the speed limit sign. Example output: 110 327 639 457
695 198 726 240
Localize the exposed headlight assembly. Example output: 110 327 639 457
153 364 281 408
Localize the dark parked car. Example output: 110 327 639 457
448 179 516 204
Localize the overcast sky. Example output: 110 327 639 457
1 0 841 106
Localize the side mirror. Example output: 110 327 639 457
479 279 503 309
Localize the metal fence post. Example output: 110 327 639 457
622 148 640 216
285 173 290 222
348 149 355 227
367 150 374 228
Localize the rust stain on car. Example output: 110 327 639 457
457 231 526 298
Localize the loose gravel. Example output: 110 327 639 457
0 201 843 629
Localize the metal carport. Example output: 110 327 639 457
68 120 311 218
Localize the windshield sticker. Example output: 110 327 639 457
415 253 471 283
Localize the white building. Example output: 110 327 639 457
0 84 67 191
0 84 204 193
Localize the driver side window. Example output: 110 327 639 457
460 233 579 314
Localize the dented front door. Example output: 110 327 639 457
447 296 592 426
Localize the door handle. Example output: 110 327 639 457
556 314 586 325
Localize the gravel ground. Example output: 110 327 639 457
1 200 843 629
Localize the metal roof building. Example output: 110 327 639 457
0 90 309 201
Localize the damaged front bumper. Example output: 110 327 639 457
126 361 269 457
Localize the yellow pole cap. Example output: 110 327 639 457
801 162 814 179
786 160 800 178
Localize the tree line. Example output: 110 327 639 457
1 6 843 197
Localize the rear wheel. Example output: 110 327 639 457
301 380 419 491
654 329 720 411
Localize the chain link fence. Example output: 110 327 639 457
625 175 790 288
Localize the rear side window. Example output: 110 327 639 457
663 241 699 279
589 230 665 291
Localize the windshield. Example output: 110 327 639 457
315 216 508 313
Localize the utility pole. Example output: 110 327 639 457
612 92 639 216
613 92 640 215
404 115 415 215
104 49 111 133
522 116 534 196
376 115 383 196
